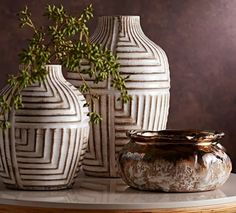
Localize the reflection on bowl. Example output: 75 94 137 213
118 130 232 192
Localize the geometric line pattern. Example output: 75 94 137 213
82 95 110 177
66 16 170 177
0 65 90 190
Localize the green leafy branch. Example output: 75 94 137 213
0 4 130 127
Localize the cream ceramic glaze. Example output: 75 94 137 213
67 16 170 177
0 65 89 190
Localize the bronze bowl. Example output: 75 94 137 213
118 130 232 192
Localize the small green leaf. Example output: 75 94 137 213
0 121 11 129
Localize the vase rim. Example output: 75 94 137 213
99 15 140 18
126 129 224 145
45 64 61 68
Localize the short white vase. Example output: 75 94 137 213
67 16 170 177
0 65 89 190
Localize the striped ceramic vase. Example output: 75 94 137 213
67 16 170 177
0 65 89 190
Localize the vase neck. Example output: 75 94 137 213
93 16 144 51
45 65 63 79
99 15 140 23
97 16 142 32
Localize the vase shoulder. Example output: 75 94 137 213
91 16 166 54
1 65 89 125
90 16 170 91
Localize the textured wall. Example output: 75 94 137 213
0 0 236 172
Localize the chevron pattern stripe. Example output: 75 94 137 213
0 65 89 190
67 16 170 177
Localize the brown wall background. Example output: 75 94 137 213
0 0 235 172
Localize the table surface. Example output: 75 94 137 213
0 173 236 211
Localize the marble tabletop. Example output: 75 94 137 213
0 173 235 210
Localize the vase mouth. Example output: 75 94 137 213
127 129 225 145
99 16 140 21
99 15 140 18
45 64 61 68
45 64 62 73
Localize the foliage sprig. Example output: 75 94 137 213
0 4 130 127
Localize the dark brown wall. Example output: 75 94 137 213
0 0 236 171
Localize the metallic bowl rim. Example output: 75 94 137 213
126 129 225 145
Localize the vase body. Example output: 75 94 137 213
119 130 232 192
67 16 170 177
0 65 89 190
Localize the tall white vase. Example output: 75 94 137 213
67 16 170 177
0 65 89 190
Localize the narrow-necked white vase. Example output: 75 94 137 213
67 16 170 177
